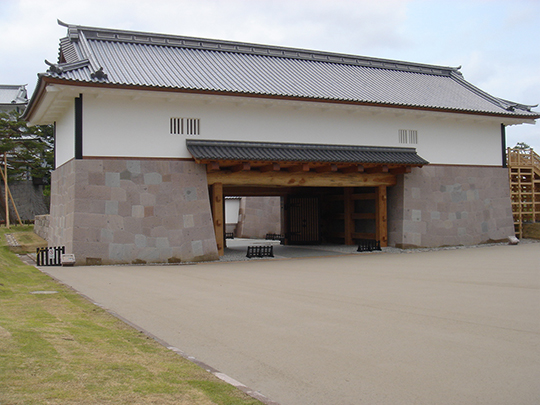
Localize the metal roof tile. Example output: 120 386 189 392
40 23 539 119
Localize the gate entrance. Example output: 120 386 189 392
187 139 428 255
287 196 320 244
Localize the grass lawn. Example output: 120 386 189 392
0 226 262 405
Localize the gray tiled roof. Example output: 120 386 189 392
0 84 28 106
36 21 538 118
186 140 429 166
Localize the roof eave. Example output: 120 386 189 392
26 77 540 123
23 75 63 124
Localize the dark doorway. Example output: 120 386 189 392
287 196 320 244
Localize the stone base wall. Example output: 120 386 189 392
388 165 515 248
49 159 218 265
49 161 76 254
236 197 281 239
34 214 50 241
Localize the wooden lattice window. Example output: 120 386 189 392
170 118 200 135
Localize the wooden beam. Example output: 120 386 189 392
376 185 388 247
223 186 296 197
344 187 354 245
390 166 412 175
288 163 310 173
341 164 364 174
211 183 225 256
207 170 396 188
260 163 280 172
315 164 338 173
365 165 389 174
231 162 251 172
207 161 220 172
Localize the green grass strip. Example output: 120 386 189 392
0 226 261 405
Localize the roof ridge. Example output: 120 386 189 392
59 21 459 77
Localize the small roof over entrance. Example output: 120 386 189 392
187 140 428 174
187 140 427 255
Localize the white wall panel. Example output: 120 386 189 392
77 90 505 166
54 101 75 167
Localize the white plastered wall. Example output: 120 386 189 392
225 198 240 225
65 89 506 166
54 101 75 167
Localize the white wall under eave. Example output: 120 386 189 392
80 91 506 166
55 100 75 168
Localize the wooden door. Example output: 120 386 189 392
287 196 320 244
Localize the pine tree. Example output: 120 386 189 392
0 110 53 184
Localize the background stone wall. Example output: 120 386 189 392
388 165 514 248
0 181 49 222
49 159 218 265
236 197 281 239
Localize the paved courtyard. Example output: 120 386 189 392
41 243 540 405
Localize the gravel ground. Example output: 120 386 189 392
220 237 540 262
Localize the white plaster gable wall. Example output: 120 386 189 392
76 89 505 166
54 101 75 167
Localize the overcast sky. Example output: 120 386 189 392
1 0 538 150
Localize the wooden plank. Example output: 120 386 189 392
211 182 224 256
376 185 388 247
344 187 353 245
207 170 397 187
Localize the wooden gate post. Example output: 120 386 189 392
376 186 388 247
344 187 354 245
211 182 225 256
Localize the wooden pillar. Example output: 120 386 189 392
211 182 224 256
344 187 354 245
376 185 388 247
281 195 288 245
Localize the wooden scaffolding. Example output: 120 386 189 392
507 148 540 238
